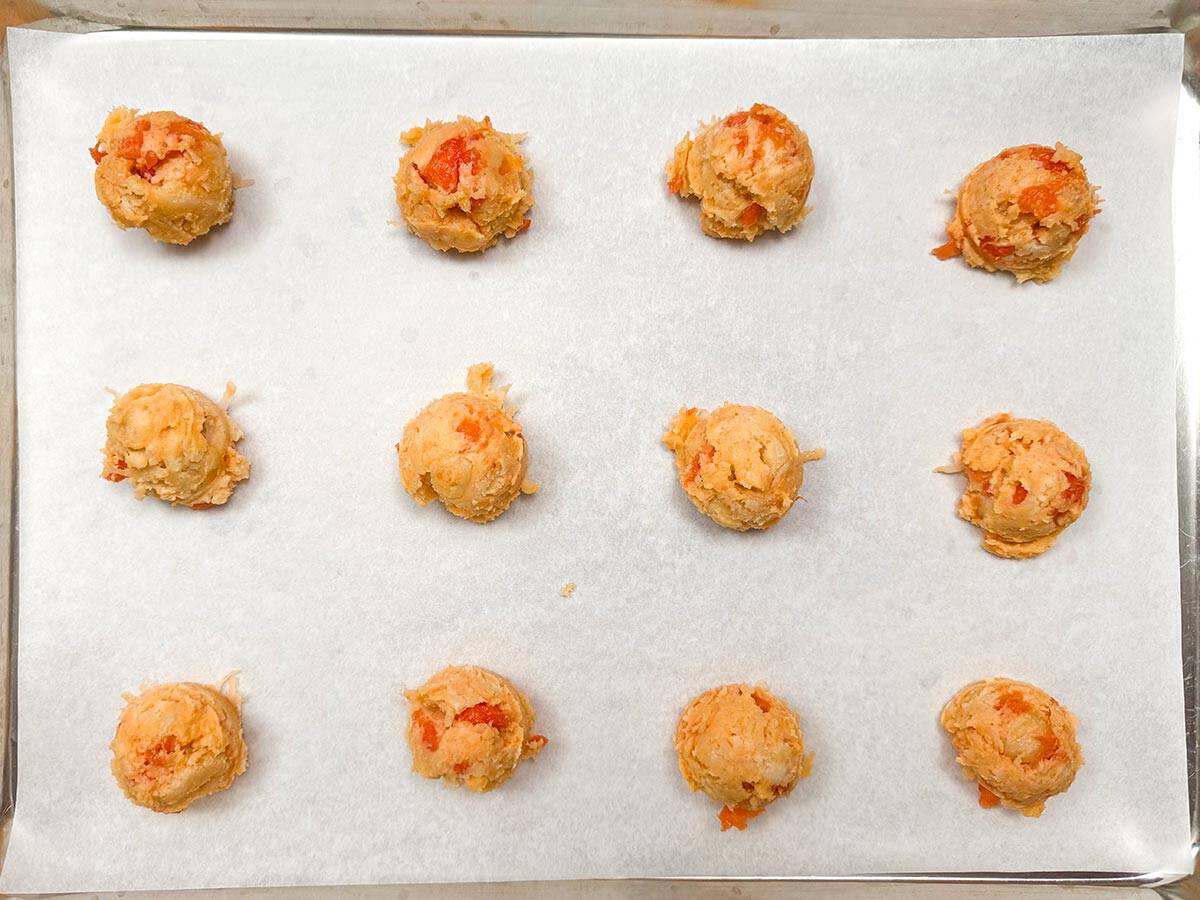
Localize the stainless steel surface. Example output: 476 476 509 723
0 14 18 884
20 884 1159 900
1179 30 1200 900
1 3 1198 895
30 0 1200 38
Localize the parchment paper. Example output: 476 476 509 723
3 28 1190 892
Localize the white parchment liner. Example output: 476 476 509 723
4 28 1190 891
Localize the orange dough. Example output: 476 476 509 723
394 115 533 253
667 103 814 241
934 143 1100 282
941 677 1082 817
947 413 1090 558
91 107 236 245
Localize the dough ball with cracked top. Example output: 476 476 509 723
405 665 547 792
663 403 823 531
102 382 250 509
111 676 248 813
91 107 236 245
933 143 1100 283
949 412 1090 559
667 103 813 241
941 677 1082 817
396 363 536 523
675 683 813 831
394 115 533 253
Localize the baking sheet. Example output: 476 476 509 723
3 28 1191 892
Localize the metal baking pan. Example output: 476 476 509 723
1 2 1197 895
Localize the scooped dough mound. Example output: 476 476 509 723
941 677 1082 817
405 665 547 792
933 143 1100 283
111 677 248 813
394 115 533 253
675 683 813 831
102 382 250 509
663 404 823 531
666 103 814 241
951 413 1090 559
396 363 536 523
91 107 235 245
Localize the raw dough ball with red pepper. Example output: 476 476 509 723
663 403 823 531
947 413 1090 559
111 676 248 813
102 382 250 509
404 665 547 792
941 677 1082 817
396 363 536 523
394 115 533 253
667 103 814 241
933 143 1101 283
91 107 235 245
675 683 813 831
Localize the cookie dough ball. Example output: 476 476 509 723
102 382 250 509
111 677 248 813
396 363 536 523
949 413 1090 559
675 684 813 831
667 103 813 241
405 665 547 792
394 115 533 253
941 677 1082 817
91 107 235 245
933 143 1101 283
663 404 823 531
